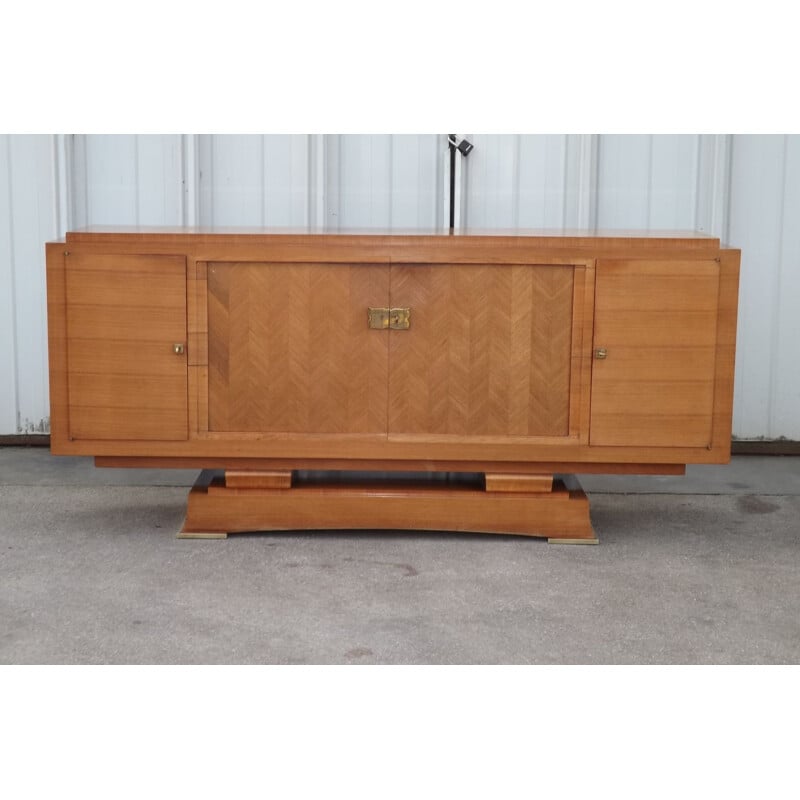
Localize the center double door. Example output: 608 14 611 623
206 261 585 443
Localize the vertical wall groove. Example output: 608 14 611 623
133 136 140 226
307 134 326 227
260 136 266 227
723 137 733 245
1 136 20 431
728 135 791 438
645 136 654 227
209 137 215 227
180 134 199 227
691 136 700 229
559 135 568 228
573 134 598 229
772 136 800 437
52 135 67 238
767 136 789 435
387 136 393 230
512 135 520 229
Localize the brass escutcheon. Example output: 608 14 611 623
389 307 410 330
368 308 390 329
368 307 411 330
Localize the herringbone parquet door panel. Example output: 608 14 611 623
208 262 389 434
388 264 575 438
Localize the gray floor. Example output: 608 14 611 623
1 448 798 664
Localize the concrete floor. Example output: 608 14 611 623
1 448 798 664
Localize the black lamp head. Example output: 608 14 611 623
448 135 474 157
457 139 474 157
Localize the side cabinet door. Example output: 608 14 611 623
590 259 720 448
65 252 188 441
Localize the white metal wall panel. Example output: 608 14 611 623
198 135 312 227
694 135 731 238
649 136 700 228
517 135 574 228
597 135 657 228
462 135 600 229
463 134 521 227
389 135 442 229
136 135 184 225
327 134 391 227
326 135 442 229
0 135 58 433
199 134 442 230
1 133 799 440
596 135 702 229
729 135 800 440
72 135 184 227
772 138 800 439
0 137 18 433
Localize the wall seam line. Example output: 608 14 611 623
5 137 20 432
767 136 789 437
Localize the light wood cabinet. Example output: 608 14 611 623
46 229 740 542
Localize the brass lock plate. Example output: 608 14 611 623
389 307 410 330
368 307 411 330
368 308 390 329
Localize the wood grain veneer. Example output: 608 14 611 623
589 259 720 448
63 252 188 441
387 263 574 438
207 261 388 434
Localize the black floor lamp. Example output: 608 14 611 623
448 135 474 231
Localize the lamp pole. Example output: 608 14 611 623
447 135 474 233
449 133 456 232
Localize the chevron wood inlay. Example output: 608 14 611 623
208 262 389 434
388 264 575 437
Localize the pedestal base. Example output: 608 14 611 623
178 470 597 543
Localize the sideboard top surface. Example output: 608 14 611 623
61 227 725 260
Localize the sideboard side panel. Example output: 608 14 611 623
46 243 70 452
708 248 741 460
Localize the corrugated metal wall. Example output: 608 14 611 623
0 134 797 439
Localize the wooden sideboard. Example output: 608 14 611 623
46 228 740 543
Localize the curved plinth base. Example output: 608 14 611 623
178 470 597 543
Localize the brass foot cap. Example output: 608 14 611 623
547 537 599 545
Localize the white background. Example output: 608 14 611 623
1 2 798 797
